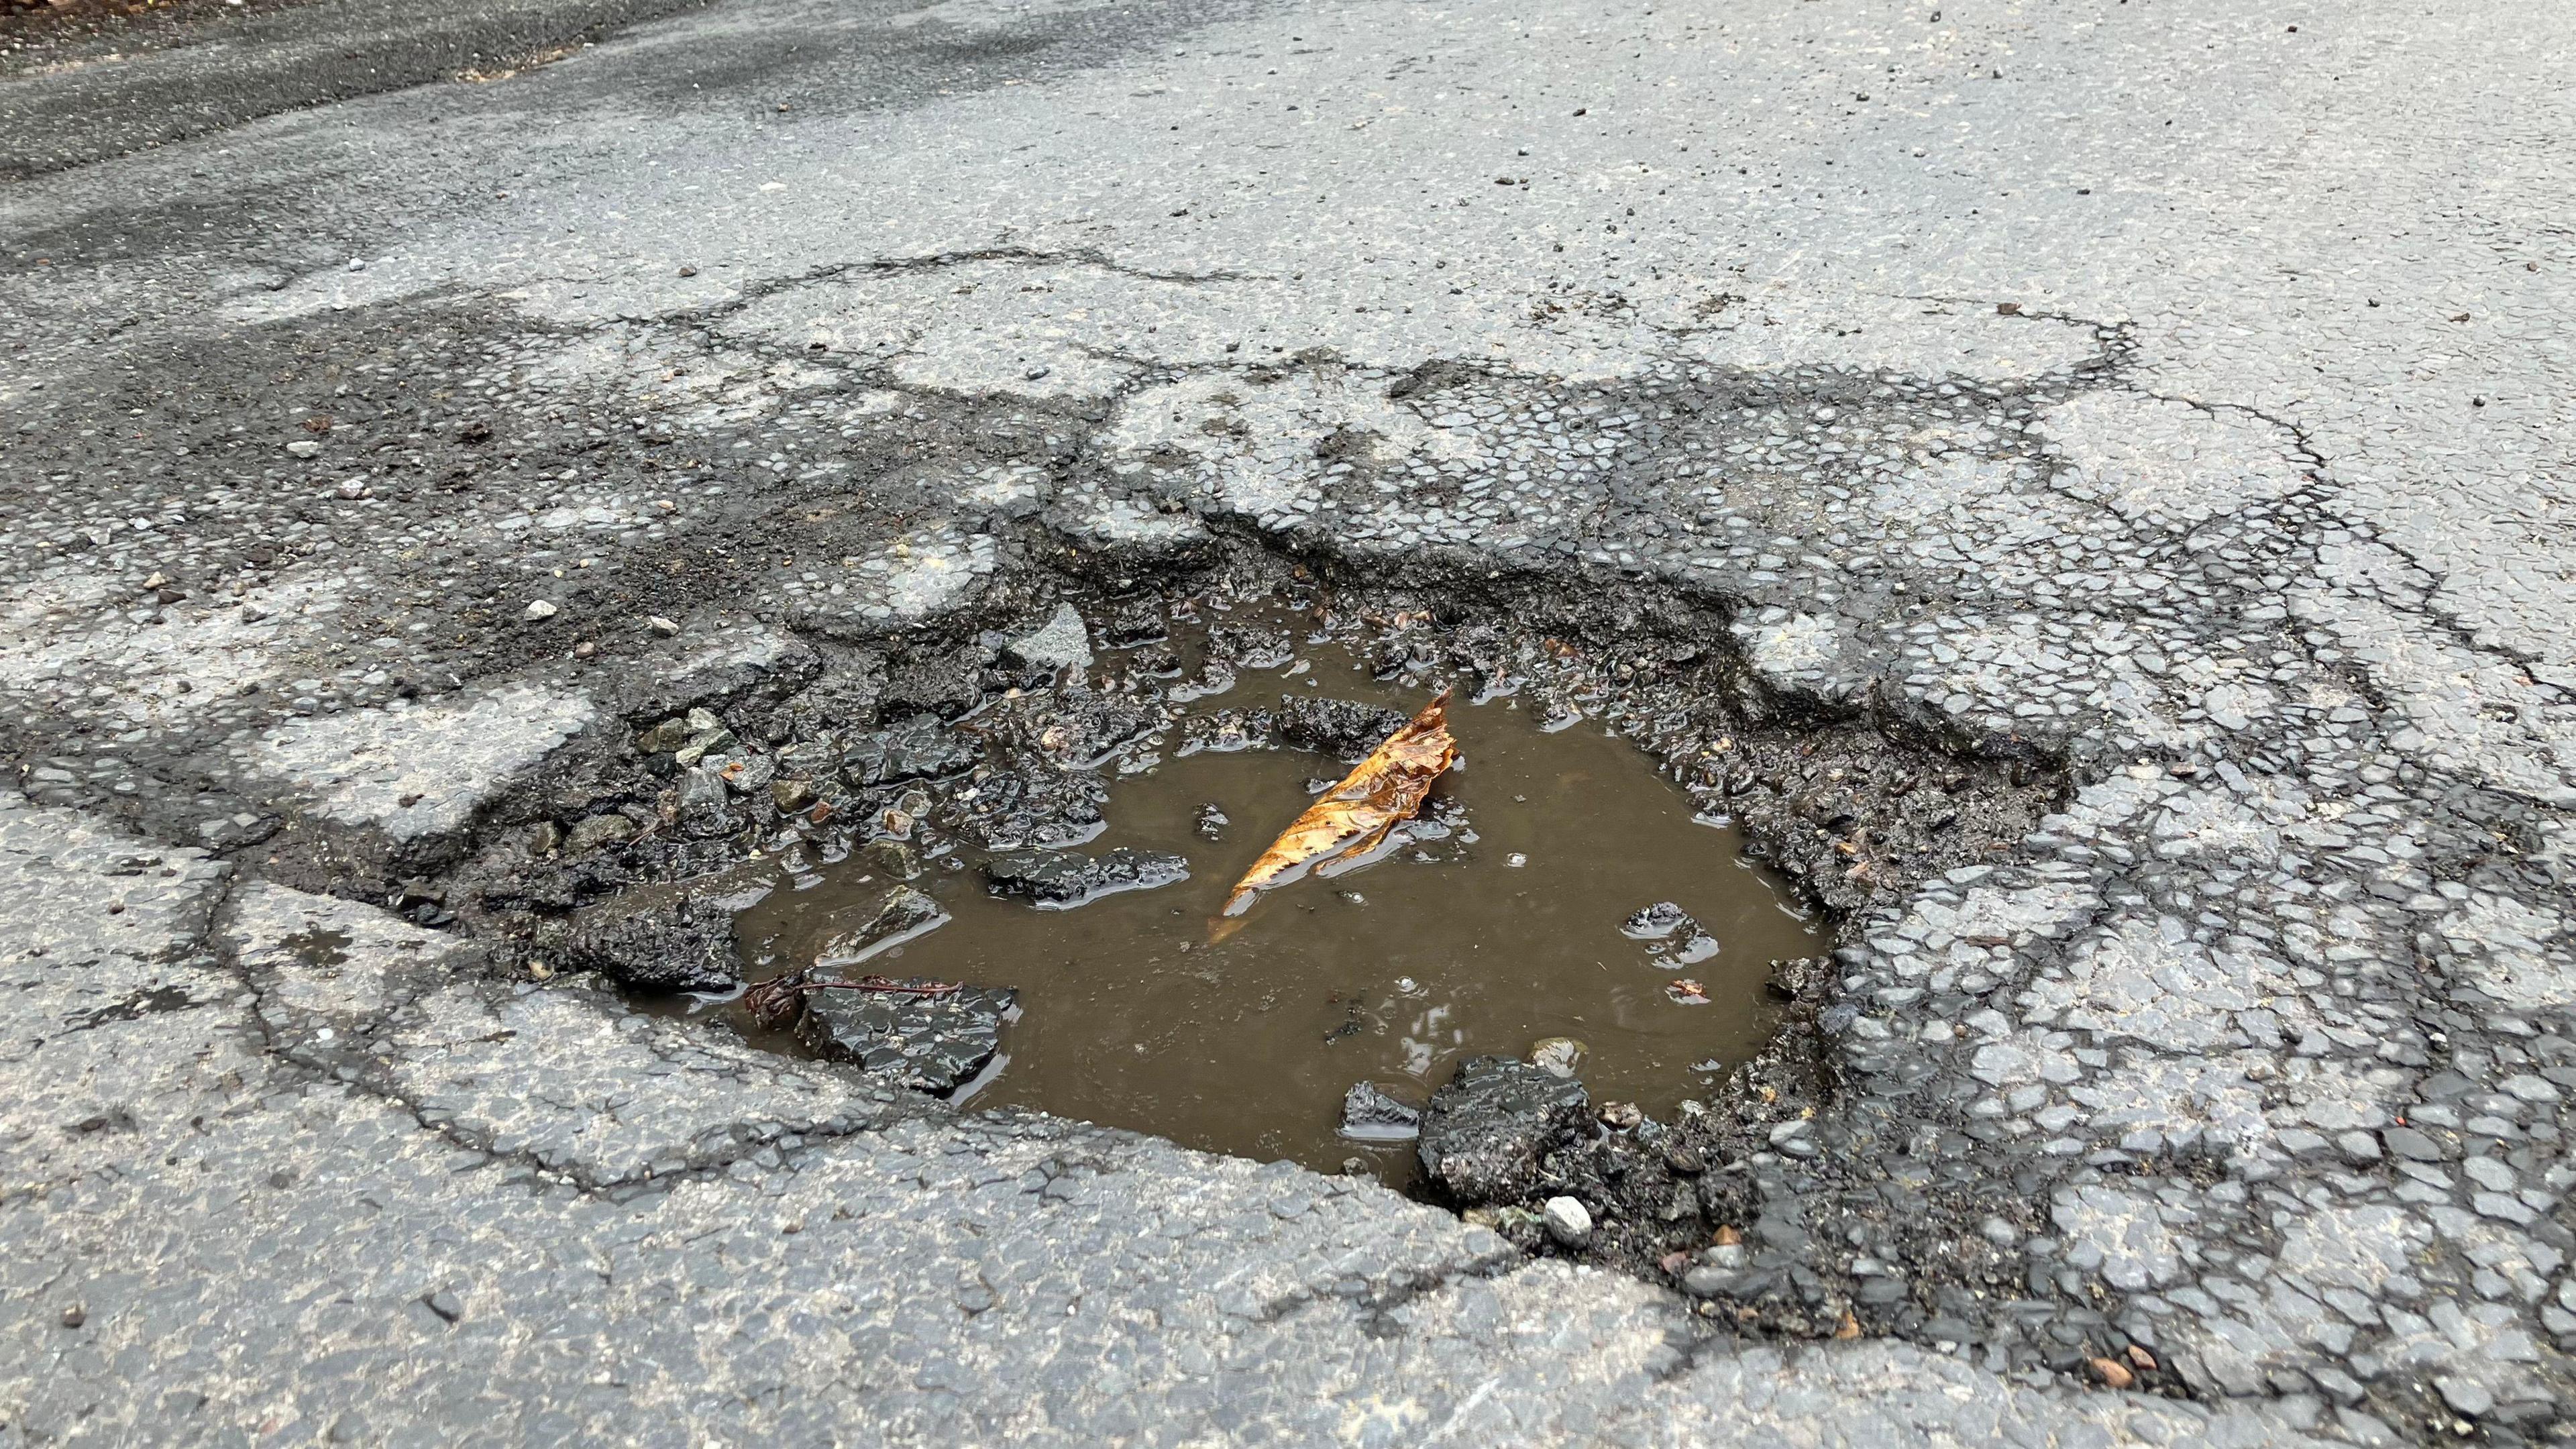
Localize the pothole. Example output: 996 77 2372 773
463 540 2065 1272
703 603 1824 1183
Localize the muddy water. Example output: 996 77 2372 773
730 633 1822 1181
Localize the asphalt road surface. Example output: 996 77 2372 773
3 0 2573 1443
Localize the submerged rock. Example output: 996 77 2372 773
1417 1055 1590 1201
860 838 924 880
814 885 947 964
1670 932 1720 965
796 979 1017 1095
1620 902 1698 941
1337 1081 1423 1142
982 847 1189 908
1273 695 1407 760
1528 1036 1588 1078
561 886 739 993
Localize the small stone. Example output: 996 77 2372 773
2086 1356 2134 1390
770 777 814 812
1598 1101 1643 1130
712 753 775 796
647 615 681 636
335 478 368 499
60 1306 85 1329
563 813 637 854
284 439 321 458
2334 1129 2383 1164
672 726 737 768
861 838 924 879
673 767 735 837
1542 1195 1593 1246
1681 1266 1734 1298
1529 1036 1587 1077
525 599 558 620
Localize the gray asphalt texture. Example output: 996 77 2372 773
4 0 2575 1443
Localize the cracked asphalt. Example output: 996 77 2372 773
5 0 2575 1442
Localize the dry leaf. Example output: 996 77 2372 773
1218 688 1457 929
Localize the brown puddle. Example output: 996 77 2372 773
716 620 1823 1184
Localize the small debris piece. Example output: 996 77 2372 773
984 848 1189 908
796 977 1016 1095
1417 1055 1589 1200
1542 1195 1593 1246
561 886 739 993
1337 1081 1422 1142
1006 602 1093 672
